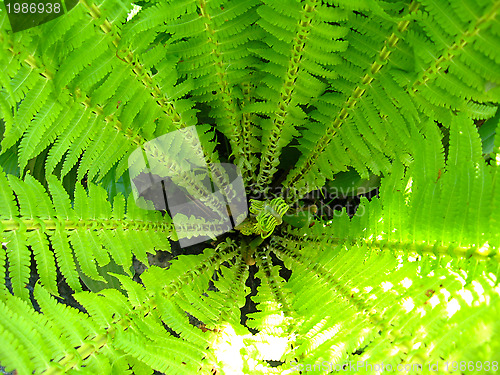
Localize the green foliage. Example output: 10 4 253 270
0 0 500 374
0 167 173 299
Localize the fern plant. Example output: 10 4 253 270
1 0 500 374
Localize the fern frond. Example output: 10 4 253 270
283 2 420 200
1 0 243 223
120 0 259 160
285 115 498 258
409 0 500 118
0 168 174 298
254 0 348 192
260 113 500 370
17 98 63 172
0 0 215 184
1 79 52 152
0 243 241 374
237 80 262 184
50 223 83 292
283 0 500 204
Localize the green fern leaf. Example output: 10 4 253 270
27 229 58 295
0 166 19 219
60 115 101 177
4 229 30 300
1 79 52 152
45 107 92 175
50 225 82 292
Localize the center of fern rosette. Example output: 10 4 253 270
236 198 290 239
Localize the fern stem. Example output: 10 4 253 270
366 239 499 261
283 2 419 201
80 0 117 43
238 81 259 185
277 233 499 262
0 219 174 232
23 55 53 80
255 0 318 193
75 89 144 147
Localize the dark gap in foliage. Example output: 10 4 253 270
266 360 284 367
151 31 171 50
194 102 217 127
436 121 450 162
273 143 301 187
0 141 19 177
270 249 292 282
52 268 89 313
26 251 41 311
241 263 260 334
337 187 379 217
212 127 232 164
163 320 181 339
52 273 89 313
175 238 210 257
353 10 368 18
89 71 111 95
351 341 372 358
25 147 52 190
